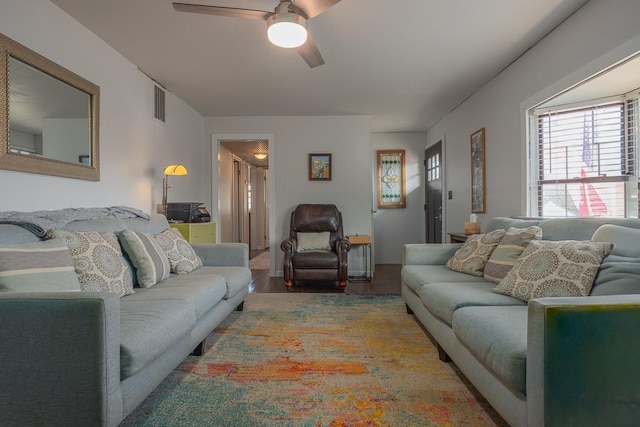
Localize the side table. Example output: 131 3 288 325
447 232 469 243
170 222 216 243
346 235 372 282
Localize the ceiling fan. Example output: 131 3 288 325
172 0 341 68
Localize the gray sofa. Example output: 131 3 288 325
402 217 640 427
0 213 251 426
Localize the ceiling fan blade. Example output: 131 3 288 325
172 3 270 21
290 0 341 19
297 32 325 68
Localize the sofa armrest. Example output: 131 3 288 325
527 295 640 427
402 243 461 266
192 242 249 267
0 292 122 427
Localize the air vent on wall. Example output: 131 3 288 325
154 84 166 122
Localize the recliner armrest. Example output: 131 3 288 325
335 237 351 255
281 237 297 255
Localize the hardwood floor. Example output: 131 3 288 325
248 250 401 294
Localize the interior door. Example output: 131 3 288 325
425 141 443 243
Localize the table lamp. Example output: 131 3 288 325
162 164 187 215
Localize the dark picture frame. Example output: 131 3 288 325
470 127 486 213
308 153 332 181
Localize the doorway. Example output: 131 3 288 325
218 139 270 259
425 140 443 243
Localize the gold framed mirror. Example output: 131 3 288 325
0 32 100 181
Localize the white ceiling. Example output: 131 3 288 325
51 0 590 132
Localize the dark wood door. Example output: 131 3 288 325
425 142 443 243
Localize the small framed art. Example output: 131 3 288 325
470 128 486 213
308 153 332 181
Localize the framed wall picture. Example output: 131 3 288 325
470 128 486 213
377 149 406 208
308 153 332 181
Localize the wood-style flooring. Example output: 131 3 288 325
248 250 401 294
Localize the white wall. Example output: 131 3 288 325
0 0 207 214
206 116 372 276
372 132 427 264
428 0 640 234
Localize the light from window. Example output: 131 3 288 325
534 101 636 217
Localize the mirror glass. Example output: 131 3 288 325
0 32 100 180
9 57 92 164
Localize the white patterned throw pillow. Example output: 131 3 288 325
446 229 506 276
46 230 135 297
154 228 202 274
297 232 331 252
492 240 614 302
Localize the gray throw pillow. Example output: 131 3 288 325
0 239 81 292
118 230 171 288
483 226 542 283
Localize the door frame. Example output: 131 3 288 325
212 133 276 276
425 135 446 241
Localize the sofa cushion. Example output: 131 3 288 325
0 224 41 244
123 214 169 234
154 228 202 274
452 305 528 395
119 299 196 379
117 230 170 288
446 229 506 276
484 226 542 283
402 265 486 294
123 273 227 320
0 239 81 292
493 240 614 302
538 217 640 241
46 230 134 297
184 266 251 299
591 224 640 296
418 281 525 326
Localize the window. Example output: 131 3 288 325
530 97 638 217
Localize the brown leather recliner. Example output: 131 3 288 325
281 204 351 289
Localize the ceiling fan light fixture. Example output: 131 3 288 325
267 12 308 48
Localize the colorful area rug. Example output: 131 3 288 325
121 294 506 426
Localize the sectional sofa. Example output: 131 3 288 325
0 212 251 426
402 217 640 426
